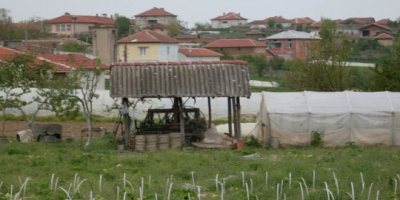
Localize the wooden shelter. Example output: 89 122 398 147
109 60 251 147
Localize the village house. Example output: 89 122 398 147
0 46 109 89
374 32 395 46
178 45 223 61
211 12 247 29
266 30 320 60
46 13 115 37
359 23 393 38
135 7 177 29
203 39 266 57
117 30 179 62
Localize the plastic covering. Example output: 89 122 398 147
256 91 400 147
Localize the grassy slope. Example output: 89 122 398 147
0 135 399 199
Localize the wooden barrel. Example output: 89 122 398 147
135 135 146 152
158 134 170 150
146 135 158 152
170 132 182 148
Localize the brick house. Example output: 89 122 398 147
203 39 266 57
359 23 392 38
266 30 320 60
374 32 395 46
135 7 177 29
117 30 179 62
46 13 115 37
211 12 247 29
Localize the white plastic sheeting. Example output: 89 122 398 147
256 91 400 147
1 88 261 120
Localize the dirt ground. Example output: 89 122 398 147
1 121 115 138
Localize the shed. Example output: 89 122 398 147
110 61 251 147
256 91 400 147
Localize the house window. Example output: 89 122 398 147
167 46 170 55
238 47 241 51
66 25 71 31
56 25 61 31
362 30 370 37
61 24 66 31
269 43 282 48
140 47 147 56
222 21 228 24
287 42 292 48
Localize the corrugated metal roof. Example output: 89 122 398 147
110 61 251 98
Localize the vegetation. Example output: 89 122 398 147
60 41 88 53
0 136 400 199
114 15 132 38
286 19 353 91
371 41 400 91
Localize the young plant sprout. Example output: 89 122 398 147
368 183 374 200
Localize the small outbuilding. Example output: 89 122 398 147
110 61 251 147
256 91 400 147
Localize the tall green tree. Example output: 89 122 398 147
267 19 276 28
371 42 400 91
114 15 131 38
166 20 183 37
237 55 269 76
286 19 353 91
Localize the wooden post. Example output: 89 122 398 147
227 97 233 137
208 97 212 128
232 97 237 139
122 97 130 148
236 97 242 140
178 98 185 146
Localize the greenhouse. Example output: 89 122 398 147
256 91 400 147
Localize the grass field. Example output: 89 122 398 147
0 134 400 200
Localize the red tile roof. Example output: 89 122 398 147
39 54 108 70
309 21 322 28
118 30 178 43
343 17 375 24
211 12 247 20
264 16 291 24
374 32 394 40
359 23 392 31
291 17 315 25
179 47 223 57
0 47 108 73
135 7 177 17
377 19 390 25
247 20 267 25
47 13 115 24
203 39 266 48
175 38 218 44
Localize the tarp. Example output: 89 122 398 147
256 91 400 147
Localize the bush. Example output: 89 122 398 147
311 131 324 147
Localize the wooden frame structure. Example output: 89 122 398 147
110 61 251 147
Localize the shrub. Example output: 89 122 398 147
311 131 324 147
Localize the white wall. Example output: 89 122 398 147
178 52 220 62
158 43 179 61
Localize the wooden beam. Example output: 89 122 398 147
122 97 130 148
232 97 237 139
178 98 185 146
227 97 233 137
208 97 212 128
236 97 242 140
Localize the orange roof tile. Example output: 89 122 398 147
377 19 390 25
359 23 392 31
374 32 394 40
343 17 375 24
47 13 115 24
39 54 108 70
211 12 247 20
135 7 176 17
179 47 223 57
203 39 266 48
118 30 178 43
264 16 291 24
291 17 315 25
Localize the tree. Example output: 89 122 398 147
267 19 276 28
371 41 400 91
55 58 103 147
166 20 183 37
114 15 131 38
193 22 211 30
286 19 354 91
61 41 88 53
0 54 35 138
237 55 269 76
0 8 12 44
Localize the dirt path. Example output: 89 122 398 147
1 121 115 138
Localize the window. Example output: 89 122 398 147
66 24 71 31
61 24 66 31
140 47 146 56
56 25 61 31
287 42 292 48
269 43 282 48
362 30 370 37
167 46 170 55
222 21 228 24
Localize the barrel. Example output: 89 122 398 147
135 135 146 152
170 132 182 148
146 135 158 152
158 134 170 150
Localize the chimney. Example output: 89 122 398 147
223 12 225 15
160 8 164 11
102 13 107 17
96 14 98 18
65 12 70 15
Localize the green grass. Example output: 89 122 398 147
0 135 400 199
0 113 118 123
